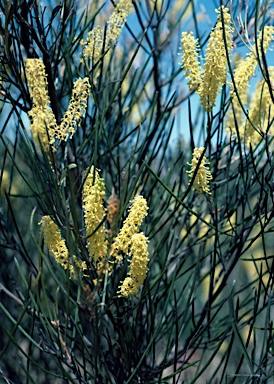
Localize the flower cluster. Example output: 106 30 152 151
82 174 149 296
26 59 57 150
26 59 90 151
225 55 258 132
106 0 133 45
230 56 257 101
180 32 201 91
81 0 133 62
180 6 233 111
41 168 149 296
80 26 103 63
198 7 233 111
226 26 274 144
83 167 107 265
229 27 274 101
114 196 149 297
245 67 274 143
117 233 149 297
40 216 86 278
187 147 213 194
57 77 90 141
257 26 274 60
113 195 149 255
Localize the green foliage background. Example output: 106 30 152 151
0 0 274 383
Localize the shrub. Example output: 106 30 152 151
0 0 274 382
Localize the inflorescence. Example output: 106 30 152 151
187 148 213 195
80 0 133 63
26 58 90 151
180 7 274 146
180 6 233 112
40 168 149 298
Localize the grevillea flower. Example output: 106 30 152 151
244 66 274 144
83 167 107 264
57 77 90 142
117 232 149 297
40 216 86 278
26 59 90 150
106 0 133 45
198 6 233 111
229 27 274 101
113 195 149 257
180 31 202 91
225 55 258 132
227 27 274 141
257 26 274 61
187 147 212 194
80 0 133 65
180 7 233 111
26 58 57 150
81 26 103 62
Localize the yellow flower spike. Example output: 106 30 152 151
26 58 51 108
245 66 274 144
80 0 133 65
106 0 133 45
226 27 274 140
81 25 103 63
114 195 149 256
229 26 274 102
230 55 257 102
26 59 90 150
40 215 85 278
187 147 213 195
257 26 274 61
57 77 90 142
198 6 233 111
117 232 149 297
180 31 202 91
25 58 57 150
83 166 107 264
225 55 257 133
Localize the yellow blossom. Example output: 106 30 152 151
117 232 149 297
180 7 233 111
230 56 257 102
106 0 133 45
26 59 90 150
26 59 51 108
256 26 274 61
225 55 257 132
226 27 274 139
244 67 274 144
40 216 86 278
228 27 274 104
198 6 233 111
25 58 57 150
180 31 202 91
80 0 133 65
81 26 103 62
114 195 149 256
83 167 107 264
57 77 90 142
187 147 213 194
